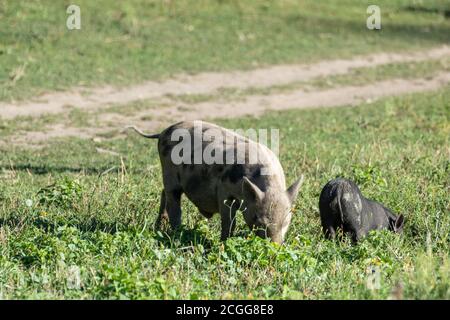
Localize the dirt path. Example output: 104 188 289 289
1 46 449 146
8 71 450 146
129 71 450 122
1 45 449 120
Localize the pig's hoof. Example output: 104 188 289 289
154 215 170 230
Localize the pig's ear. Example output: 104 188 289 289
242 177 264 203
286 175 304 204
394 214 405 232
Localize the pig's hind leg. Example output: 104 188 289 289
323 225 337 240
165 188 183 229
155 189 169 228
160 170 183 230
320 208 339 240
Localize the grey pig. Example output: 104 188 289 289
128 121 304 244
319 178 404 242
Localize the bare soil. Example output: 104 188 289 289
1 46 449 146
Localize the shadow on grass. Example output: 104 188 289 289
0 215 123 235
154 225 213 251
0 164 148 176
285 12 450 44
0 214 213 250
403 5 450 19
0 164 112 175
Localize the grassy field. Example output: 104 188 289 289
1 0 450 101
1 0 449 300
0 55 448 139
0 88 448 299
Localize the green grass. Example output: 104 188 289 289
1 0 449 300
1 55 448 139
0 88 448 299
1 0 449 101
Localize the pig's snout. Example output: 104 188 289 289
255 228 283 244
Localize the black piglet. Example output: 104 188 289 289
319 178 404 242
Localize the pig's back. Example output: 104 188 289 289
319 178 364 226
161 120 286 189
158 121 286 213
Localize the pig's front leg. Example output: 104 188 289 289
219 198 239 241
